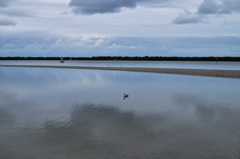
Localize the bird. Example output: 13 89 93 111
123 93 129 100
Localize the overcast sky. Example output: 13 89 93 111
0 0 240 57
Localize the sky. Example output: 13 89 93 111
0 0 240 57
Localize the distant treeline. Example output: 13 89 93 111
1 56 240 61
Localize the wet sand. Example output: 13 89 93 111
1 65 240 79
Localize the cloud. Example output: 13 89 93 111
198 0 220 14
0 18 17 26
61 11 69 15
172 10 204 24
173 0 240 24
1 31 240 57
0 9 33 17
94 39 105 47
0 0 18 27
69 0 136 14
198 0 240 14
0 0 14 7
108 43 140 49
69 0 170 15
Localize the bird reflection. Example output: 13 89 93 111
124 93 129 100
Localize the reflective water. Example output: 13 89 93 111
1 60 240 70
0 67 240 158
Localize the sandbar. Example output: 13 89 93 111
1 65 240 79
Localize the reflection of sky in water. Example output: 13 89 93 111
0 67 240 158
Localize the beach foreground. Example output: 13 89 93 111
1 65 240 79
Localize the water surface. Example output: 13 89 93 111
1 60 240 70
0 67 240 158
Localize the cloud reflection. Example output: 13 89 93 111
33 102 240 158
0 109 13 125
1 67 240 158
42 103 155 144
173 94 240 125
0 100 240 158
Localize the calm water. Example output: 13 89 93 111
0 66 240 158
1 60 240 70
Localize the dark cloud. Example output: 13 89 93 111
0 9 32 17
0 0 15 8
69 0 136 14
198 0 220 14
69 0 170 15
198 0 240 14
0 0 18 26
172 10 204 24
0 0 12 7
0 18 17 26
174 0 240 24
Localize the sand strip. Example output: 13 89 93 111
1 65 240 79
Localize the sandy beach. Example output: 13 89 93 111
1 65 240 79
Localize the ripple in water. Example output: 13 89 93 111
1 67 240 158
1 102 240 159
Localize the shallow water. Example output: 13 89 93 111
0 67 240 159
1 60 240 70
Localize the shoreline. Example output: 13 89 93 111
1 65 240 79
1 56 240 62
